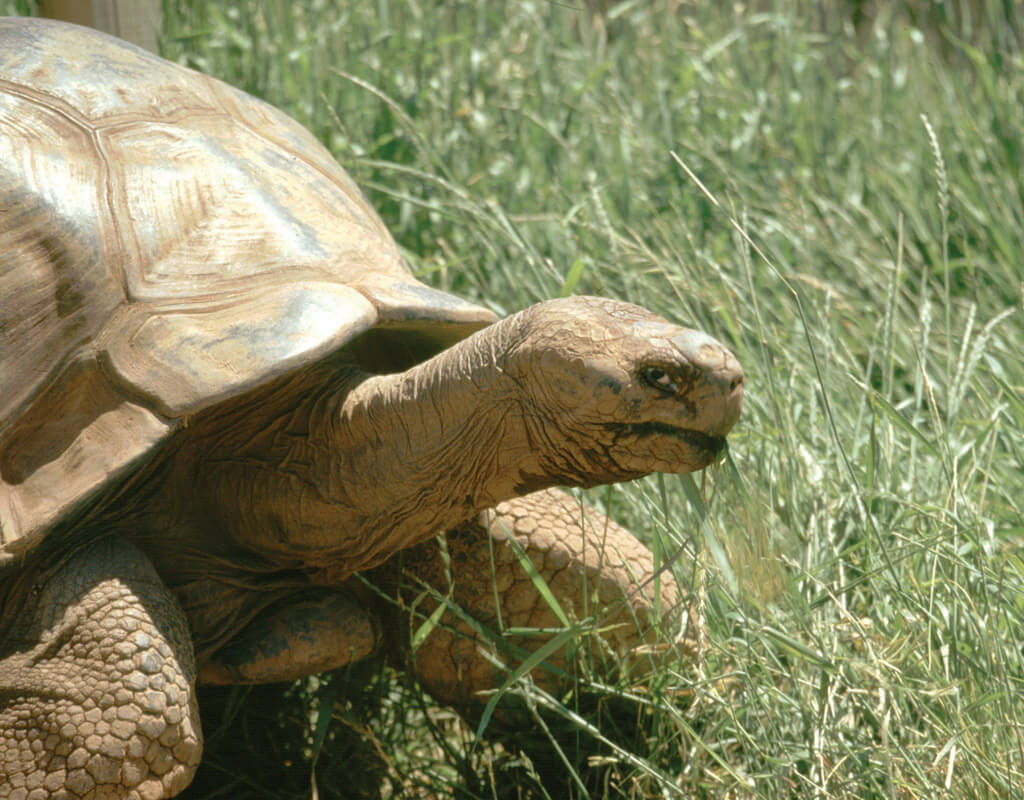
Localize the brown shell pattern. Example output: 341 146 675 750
0 19 494 555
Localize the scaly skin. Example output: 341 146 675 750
0 539 201 799
376 489 704 709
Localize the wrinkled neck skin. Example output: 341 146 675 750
318 314 544 574
155 311 569 583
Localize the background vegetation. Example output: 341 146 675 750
4 0 1023 797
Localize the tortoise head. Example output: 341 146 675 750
502 296 743 484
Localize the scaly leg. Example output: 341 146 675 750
377 488 704 708
0 537 201 799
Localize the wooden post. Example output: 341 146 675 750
41 0 161 53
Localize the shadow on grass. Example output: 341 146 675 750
180 662 697 800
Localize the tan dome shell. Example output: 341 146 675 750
0 18 495 562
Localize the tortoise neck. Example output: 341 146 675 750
318 312 547 573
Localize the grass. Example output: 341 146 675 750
6 0 1024 797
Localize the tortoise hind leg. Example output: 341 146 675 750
197 589 381 685
380 488 704 709
0 537 201 799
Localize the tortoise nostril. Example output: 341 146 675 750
730 375 744 392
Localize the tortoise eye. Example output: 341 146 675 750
640 366 678 394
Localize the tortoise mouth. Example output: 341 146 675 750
607 422 727 458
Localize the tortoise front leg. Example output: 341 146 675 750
379 488 704 709
0 537 202 799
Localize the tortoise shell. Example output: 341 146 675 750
0 18 495 565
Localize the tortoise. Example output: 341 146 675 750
0 17 743 799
